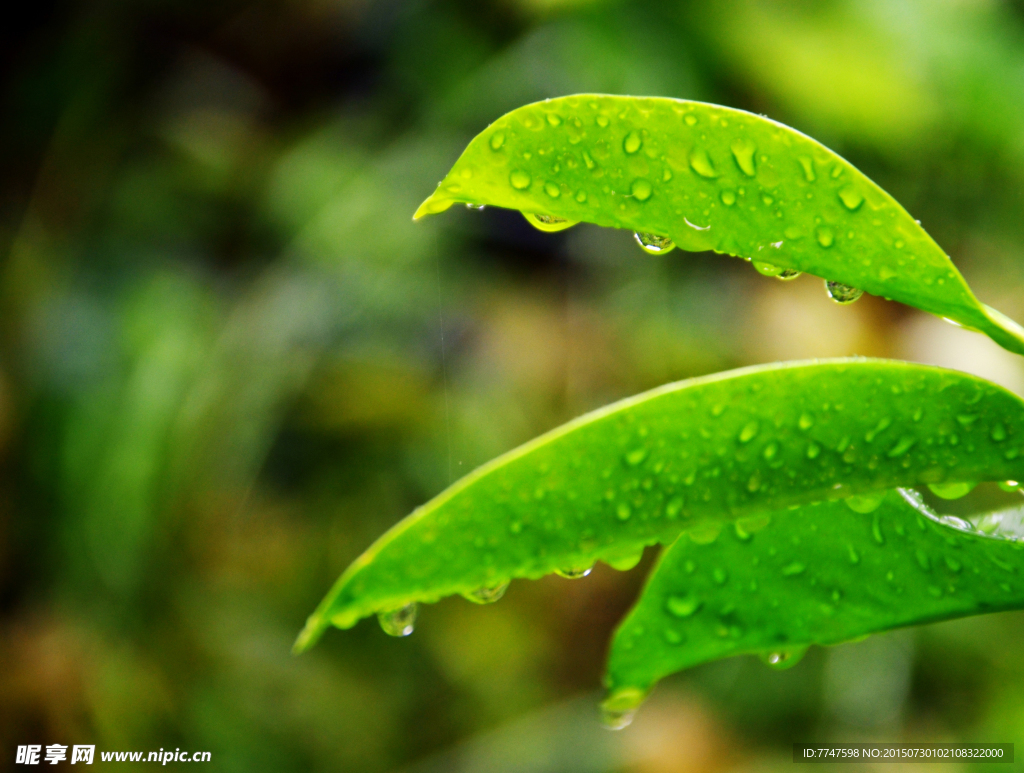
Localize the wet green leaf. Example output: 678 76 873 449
604 489 1024 715
414 95 1024 356
295 359 1024 651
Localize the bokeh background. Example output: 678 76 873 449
4 0 1024 770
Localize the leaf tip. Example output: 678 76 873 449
292 615 328 654
413 193 455 221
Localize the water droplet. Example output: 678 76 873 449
798 156 816 182
992 423 1008 442
596 115 609 128
816 226 835 248
489 132 506 151
777 269 802 281
378 603 417 636
760 647 807 670
575 190 587 203
872 512 885 544
928 481 976 500
463 580 510 604
798 413 814 430
720 189 736 206
689 149 718 178
625 448 649 466
555 565 593 579
845 493 884 513
582 151 595 170
546 113 562 127
915 549 931 572
838 184 864 210
999 480 1020 492
600 687 645 730
825 281 863 304
730 138 756 176
944 555 962 573
886 435 916 458
607 549 643 571
662 167 673 182
630 178 653 201
544 181 561 198
623 130 642 154
684 114 697 126
666 593 701 617
634 232 676 254
510 170 531 190
753 261 783 277
616 503 632 521
782 562 806 576
807 442 821 459
738 421 760 443
523 212 578 232
847 544 860 564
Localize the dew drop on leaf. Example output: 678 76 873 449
738 421 760 442
845 493 884 513
509 169 531 190
546 113 562 127
489 132 505 150
634 232 676 254
781 562 806 576
689 149 718 178
630 178 653 201
378 603 417 636
600 687 645 730
523 212 578 232
991 423 1008 442
816 226 835 248
798 156 816 182
607 549 643 570
720 189 736 206
666 593 701 618
825 280 863 304
753 261 783 277
760 647 807 670
463 581 510 604
838 184 864 210
555 566 593 579
928 481 976 500
730 137 756 176
623 130 642 154
544 181 561 198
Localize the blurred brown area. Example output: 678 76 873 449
2 0 1024 771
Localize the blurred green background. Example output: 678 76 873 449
4 0 1024 770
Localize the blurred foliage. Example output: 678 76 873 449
2 0 1024 771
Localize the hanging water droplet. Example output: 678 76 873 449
845 493 884 513
777 269 802 281
753 261 783 277
378 603 417 636
630 178 653 201
816 226 835 248
523 212 578 232
623 130 642 154
634 232 676 254
490 132 506 150
760 647 808 670
607 548 643 570
465 203 485 211
555 565 593 579
666 593 701 618
825 280 863 304
928 481 977 500
509 170 531 190
463 580 510 604
600 687 645 730
999 480 1021 492
689 149 718 178
730 137 756 176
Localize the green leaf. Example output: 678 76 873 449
295 359 1024 652
413 95 1024 356
603 489 1024 716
